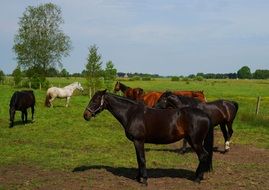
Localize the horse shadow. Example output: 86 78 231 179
9 120 34 128
145 146 226 154
72 165 195 181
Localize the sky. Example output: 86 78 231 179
1 0 269 76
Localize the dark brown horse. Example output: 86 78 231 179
114 81 144 100
155 91 238 153
83 90 214 185
9 90 35 128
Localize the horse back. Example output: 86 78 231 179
10 91 35 110
139 107 210 144
203 100 238 123
142 92 163 107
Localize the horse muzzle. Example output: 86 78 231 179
83 110 94 121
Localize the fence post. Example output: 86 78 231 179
29 81 31 89
39 83 42 90
255 96 261 115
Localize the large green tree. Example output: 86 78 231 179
237 66 252 79
85 45 103 97
13 3 71 84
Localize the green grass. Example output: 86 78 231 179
0 78 269 172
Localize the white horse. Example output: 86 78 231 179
45 82 83 107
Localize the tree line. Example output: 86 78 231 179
0 3 268 93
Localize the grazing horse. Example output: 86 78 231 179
114 81 144 100
45 82 83 107
83 90 214 185
9 90 35 128
155 91 238 153
141 90 206 108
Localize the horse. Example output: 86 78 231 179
83 90 214 185
114 81 144 100
9 90 35 128
45 82 83 107
155 91 238 153
140 90 206 108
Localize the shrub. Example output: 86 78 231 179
171 76 179 81
142 77 151 81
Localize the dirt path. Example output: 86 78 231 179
1 143 269 190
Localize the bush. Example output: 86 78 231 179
142 77 151 81
171 76 179 81
194 76 204 81
129 76 141 81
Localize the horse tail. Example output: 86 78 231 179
204 121 214 172
45 93 51 107
232 101 239 113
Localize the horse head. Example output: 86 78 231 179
113 81 120 93
84 89 107 121
76 82 84 91
155 91 173 109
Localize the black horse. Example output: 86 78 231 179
155 91 239 153
9 90 35 128
83 90 214 185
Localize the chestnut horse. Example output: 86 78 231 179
114 81 144 100
83 90 214 185
155 91 238 153
114 81 206 107
141 90 206 108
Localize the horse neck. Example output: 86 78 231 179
65 84 77 93
119 83 130 93
104 94 138 127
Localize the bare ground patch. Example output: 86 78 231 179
1 143 269 190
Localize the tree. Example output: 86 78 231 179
237 66 252 79
85 45 103 97
0 70 5 83
103 60 117 91
13 3 71 84
59 68 69 77
12 67 22 86
253 69 269 79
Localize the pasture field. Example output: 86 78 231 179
0 78 269 190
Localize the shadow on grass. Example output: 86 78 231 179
72 165 195 181
145 146 227 154
9 120 34 128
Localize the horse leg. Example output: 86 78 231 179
9 108 15 128
225 122 234 151
186 123 213 183
49 97 55 108
31 105 35 122
186 137 208 182
66 97 70 107
23 109 28 124
220 124 229 152
179 138 188 154
133 140 147 185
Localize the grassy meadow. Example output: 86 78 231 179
0 78 269 173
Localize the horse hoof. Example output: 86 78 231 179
194 178 201 183
141 178 148 186
135 175 141 183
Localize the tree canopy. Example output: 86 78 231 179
237 66 252 79
13 3 71 83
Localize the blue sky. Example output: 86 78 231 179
1 0 269 76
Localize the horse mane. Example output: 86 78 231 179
108 92 140 105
